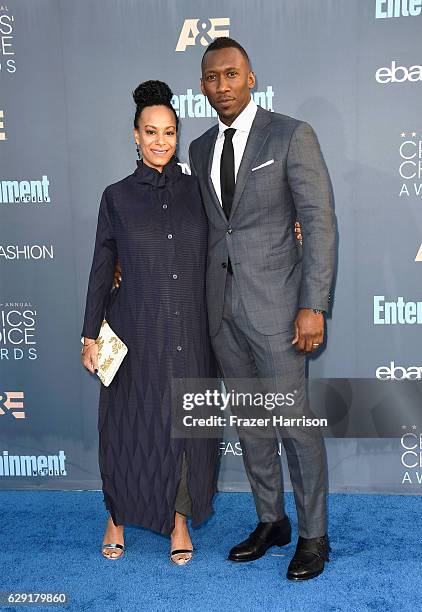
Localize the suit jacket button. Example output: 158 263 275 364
221 262 227 269
227 228 233 235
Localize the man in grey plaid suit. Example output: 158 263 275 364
189 38 336 581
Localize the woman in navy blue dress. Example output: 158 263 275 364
81 81 218 564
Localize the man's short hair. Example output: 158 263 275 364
201 37 251 71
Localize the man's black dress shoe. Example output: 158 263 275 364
286 535 330 581
228 518 291 562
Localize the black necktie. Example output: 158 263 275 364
220 128 236 219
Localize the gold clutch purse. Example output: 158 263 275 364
81 320 128 386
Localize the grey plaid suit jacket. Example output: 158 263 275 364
189 105 336 337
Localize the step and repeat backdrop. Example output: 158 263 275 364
1 1 421 494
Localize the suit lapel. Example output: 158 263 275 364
201 127 226 220
229 106 272 221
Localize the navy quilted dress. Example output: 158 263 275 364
82 158 219 534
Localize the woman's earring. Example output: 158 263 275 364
136 144 140 160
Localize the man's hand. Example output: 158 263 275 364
292 309 324 353
113 261 122 289
294 220 302 245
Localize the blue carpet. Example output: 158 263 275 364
0 491 420 612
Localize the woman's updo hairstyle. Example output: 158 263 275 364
133 80 179 131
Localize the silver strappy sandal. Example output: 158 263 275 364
170 548 194 565
101 543 125 560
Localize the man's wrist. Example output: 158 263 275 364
298 308 325 315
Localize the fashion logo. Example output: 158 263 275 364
374 296 422 324
375 0 422 18
0 391 25 419
171 86 275 118
0 303 38 361
175 18 230 52
398 132 422 198
0 450 67 476
220 441 285 456
0 176 51 204
375 61 422 83
0 244 54 261
0 6 16 74
0 110 5 140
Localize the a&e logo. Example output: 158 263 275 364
175 18 230 52
0 391 25 419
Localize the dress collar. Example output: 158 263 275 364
134 156 182 186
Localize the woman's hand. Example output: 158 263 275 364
113 260 122 289
81 340 99 374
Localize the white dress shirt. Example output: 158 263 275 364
211 97 258 205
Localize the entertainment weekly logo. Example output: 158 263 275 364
375 0 422 19
0 301 38 361
0 5 16 74
171 87 275 118
175 18 230 52
373 296 422 325
0 176 51 204
0 450 67 476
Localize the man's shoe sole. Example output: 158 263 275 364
228 536 291 562
286 568 324 581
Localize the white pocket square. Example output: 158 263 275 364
251 159 275 172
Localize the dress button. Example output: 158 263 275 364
167 234 173 239
177 345 182 351
172 274 178 279
162 204 167 209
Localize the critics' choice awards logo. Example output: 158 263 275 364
375 61 422 83
176 18 230 52
0 110 5 140
0 5 16 74
0 450 67 476
0 175 51 204
401 429 422 485
375 0 422 18
396 132 422 261
0 302 38 360
171 86 275 118
398 132 422 198
0 391 25 419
